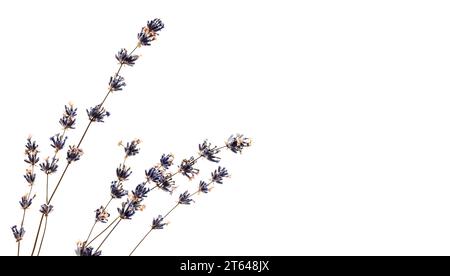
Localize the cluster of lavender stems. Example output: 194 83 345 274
77 134 251 256
12 17 253 256
12 18 165 256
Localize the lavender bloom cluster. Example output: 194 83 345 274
11 137 40 243
12 17 253 257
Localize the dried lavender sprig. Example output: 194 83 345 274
13 137 39 256
94 138 239 252
128 166 231 256
36 104 78 256
82 139 141 249
31 19 164 256
92 183 159 253
87 152 171 252
86 135 251 255
84 157 168 249
128 135 251 256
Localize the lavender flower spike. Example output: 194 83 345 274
95 206 110 223
11 226 25 242
19 194 35 209
87 105 110 123
211 167 230 184
40 204 54 216
39 157 59 175
179 157 200 180
59 103 78 130
109 75 126 91
199 140 221 163
178 191 193 205
110 181 128 199
152 215 167 230
116 48 139 66
50 133 68 151
123 139 141 157
226 134 252 154
67 146 84 163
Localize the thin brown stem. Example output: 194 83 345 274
94 219 122 254
128 189 203 256
30 44 139 256
37 216 48 256
48 163 70 204
129 228 154 256
46 174 49 204
85 216 119 247
31 214 44 256
82 154 127 247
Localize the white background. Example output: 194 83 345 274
1 0 450 256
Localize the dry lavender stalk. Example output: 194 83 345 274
128 166 230 256
10 18 164 256
35 104 78 256
78 139 141 252
12 137 40 256
128 135 251 256
12 17 252 256
77 134 251 256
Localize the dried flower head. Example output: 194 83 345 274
40 204 54 216
24 169 36 185
110 181 128 199
160 153 174 170
118 200 136 220
19 194 35 209
124 139 141 157
24 138 40 165
11 226 25 242
59 104 78 130
226 134 252 154
137 18 164 47
145 19 165 35
116 164 132 181
137 31 152 47
157 174 175 193
178 191 193 205
199 180 211 194
50 133 68 151
109 75 126 91
211 166 229 184
152 215 167 230
67 146 83 163
179 157 200 180
87 105 111 123
116 48 139 66
39 157 59 175
25 137 39 153
131 183 150 202
24 152 40 166
145 167 164 183
199 140 221 163
76 242 101 256
95 206 110 223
